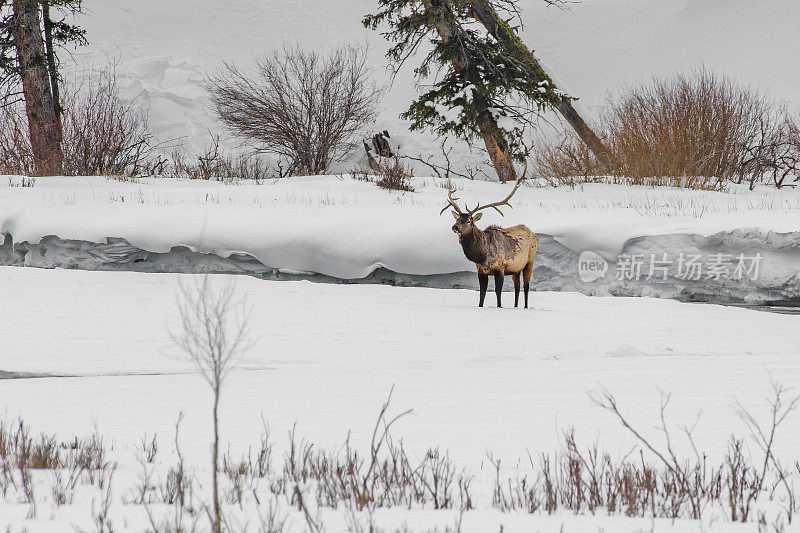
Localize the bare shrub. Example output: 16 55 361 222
92 462 117 533
257 499 288 533
533 69 800 190
402 138 494 184
171 275 251 533
374 157 415 192
0 105 34 175
0 385 799 528
584 384 798 523
61 66 154 176
608 69 764 183
207 43 382 175
532 132 606 188
167 136 279 181
734 112 800 189
0 65 155 177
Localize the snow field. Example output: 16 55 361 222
1 267 799 530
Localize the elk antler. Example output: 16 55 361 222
467 175 526 217
439 187 464 215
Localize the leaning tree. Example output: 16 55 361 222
0 0 86 175
363 0 612 181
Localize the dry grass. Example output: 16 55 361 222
534 69 800 190
0 419 106 472
165 135 280 182
0 386 798 530
350 157 416 192
375 157 415 192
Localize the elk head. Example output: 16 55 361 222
440 177 526 239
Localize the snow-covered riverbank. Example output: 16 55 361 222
3 175 800 305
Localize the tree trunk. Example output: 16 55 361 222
479 117 516 182
11 0 63 176
41 1 62 140
422 0 517 182
212 388 222 533
467 0 615 166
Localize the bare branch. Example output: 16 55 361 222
207 43 383 175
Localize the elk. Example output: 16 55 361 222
441 177 538 308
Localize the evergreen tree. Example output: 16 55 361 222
364 0 612 181
0 0 86 175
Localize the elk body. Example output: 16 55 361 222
442 178 538 308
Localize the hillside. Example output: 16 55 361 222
68 0 800 168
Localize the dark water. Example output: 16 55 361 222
718 303 800 315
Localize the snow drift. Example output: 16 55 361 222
2 176 800 306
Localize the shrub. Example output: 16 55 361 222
0 105 34 175
375 157 415 192
533 69 800 189
167 135 282 181
0 65 154 177
207 43 382 176
61 66 154 176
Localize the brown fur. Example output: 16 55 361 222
452 213 538 308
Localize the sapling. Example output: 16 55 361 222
172 275 251 533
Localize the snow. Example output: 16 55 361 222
3 0 800 529
1 267 800 530
61 0 800 169
3 175 800 304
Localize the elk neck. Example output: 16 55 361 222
459 225 488 264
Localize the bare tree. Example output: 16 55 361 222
207 43 381 175
171 275 251 533
734 111 800 190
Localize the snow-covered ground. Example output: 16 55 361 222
1 267 800 531
64 0 800 167
3 0 800 529
3 175 800 305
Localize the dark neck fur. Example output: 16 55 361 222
460 226 487 264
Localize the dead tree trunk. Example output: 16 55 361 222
467 0 615 166
422 0 518 182
12 0 63 176
41 1 62 140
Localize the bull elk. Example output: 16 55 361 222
441 177 538 308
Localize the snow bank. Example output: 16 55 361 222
3 176 800 305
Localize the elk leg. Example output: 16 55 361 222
478 272 489 307
494 272 504 308
523 262 533 309
513 273 521 308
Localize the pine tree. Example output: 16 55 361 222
363 0 612 181
466 0 614 165
0 0 86 175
